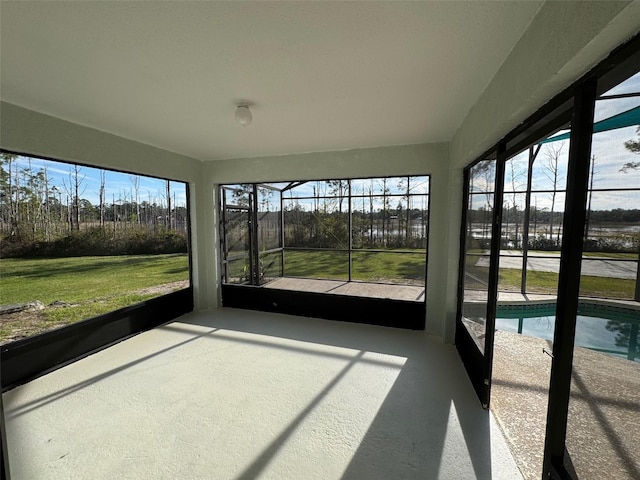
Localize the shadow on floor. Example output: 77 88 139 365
180 308 513 480
4 308 519 480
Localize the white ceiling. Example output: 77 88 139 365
0 1 544 161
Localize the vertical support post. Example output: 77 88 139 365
348 180 353 282
483 143 506 408
251 185 260 285
220 189 228 284
521 145 539 295
635 247 640 301
543 79 596 478
280 189 285 277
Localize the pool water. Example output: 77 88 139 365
496 303 640 362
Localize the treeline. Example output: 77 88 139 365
467 207 640 225
0 153 188 258
587 209 640 223
1 227 187 258
281 207 428 250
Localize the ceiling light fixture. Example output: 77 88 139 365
235 105 252 126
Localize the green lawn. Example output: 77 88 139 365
0 254 189 341
497 268 635 298
283 249 426 284
465 250 637 298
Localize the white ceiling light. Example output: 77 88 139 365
235 105 252 126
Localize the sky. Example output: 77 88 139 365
224 176 431 213
7 156 188 207
470 72 640 212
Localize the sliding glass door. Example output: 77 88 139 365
456 150 503 406
457 36 640 479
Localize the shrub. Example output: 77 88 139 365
0 227 188 258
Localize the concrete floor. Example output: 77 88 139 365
491 330 640 480
3 309 521 480
263 277 426 302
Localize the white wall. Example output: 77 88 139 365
0 102 201 181
206 143 451 337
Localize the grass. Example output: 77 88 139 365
1 249 633 342
465 250 637 298
497 268 636 299
0 254 189 341
283 249 426 284
1 254 189 305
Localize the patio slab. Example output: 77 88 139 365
491 330 640 480
3 309 521 480
263 278 425 302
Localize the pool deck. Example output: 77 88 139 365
462 290 640 478
491 330 640 480
464 290 640 310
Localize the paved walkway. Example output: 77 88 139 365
475 250 638 279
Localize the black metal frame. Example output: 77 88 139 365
0 392 7 480
480 144 506 408
542 79 597 480
278 178 431 286
219 175 431 329
456 31 640 480
455 167 485 399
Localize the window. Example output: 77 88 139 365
220 175 430 298
0 152 191 344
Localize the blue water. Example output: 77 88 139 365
496 303 640 362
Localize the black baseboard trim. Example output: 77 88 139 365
221 284 426 330
1 287 193 392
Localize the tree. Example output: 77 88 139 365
165 180 172 229
0 153 19 236
470 160 495 242
584 156 598 242
397 176 412 244
621 126 640 172
130 174 141 225
368 182 374 246
98 170 106 228
63 165 86 231
505 158 526 249
379 178 390 245
42 166 52 241
328 180 348 214
541 144 564 245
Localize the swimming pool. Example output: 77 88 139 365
496 302 639 362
